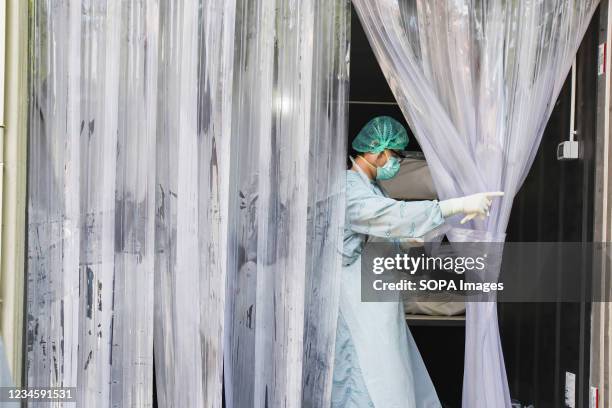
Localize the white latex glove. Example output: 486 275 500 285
439 192 504 224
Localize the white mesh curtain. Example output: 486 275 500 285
351 0 598 407
26 0 349 407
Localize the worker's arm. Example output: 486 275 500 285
346 180 445 239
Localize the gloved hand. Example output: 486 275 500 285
439 192 504 224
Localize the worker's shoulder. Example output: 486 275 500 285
346 169 360 178
345 169 365 185
345 170 376 195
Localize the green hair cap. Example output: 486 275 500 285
352 116 409 154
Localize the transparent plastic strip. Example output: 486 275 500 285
224 1 349 407
26 1 158 406
153 0 236 406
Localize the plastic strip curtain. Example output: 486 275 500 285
224 1 349 407
27 0 159 406
153 0 236 407
351 0 597 406
26 1 349 407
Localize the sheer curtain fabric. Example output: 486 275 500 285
351 0 598 406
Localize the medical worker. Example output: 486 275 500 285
332 116 503 407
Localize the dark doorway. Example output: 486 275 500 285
348 6 465 407
348 4 599 408
500 6 599 408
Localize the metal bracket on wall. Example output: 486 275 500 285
558 59 581 160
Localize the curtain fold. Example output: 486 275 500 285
351 0 598 406
26 1 349 407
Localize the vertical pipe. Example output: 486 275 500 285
0 0 6 308
0 0 5 129
0 0 6 381
1 0 27 386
